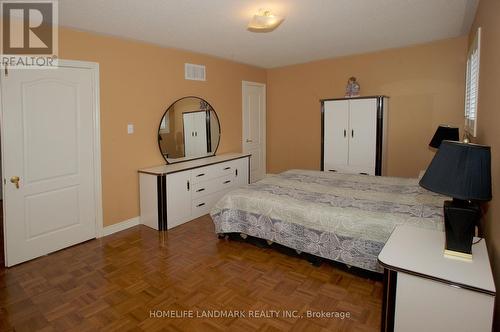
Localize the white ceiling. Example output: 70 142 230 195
59 0 479 69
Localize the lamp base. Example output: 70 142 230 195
443 249 472 261
443 199 480 259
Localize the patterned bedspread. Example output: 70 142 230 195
210 170 445 272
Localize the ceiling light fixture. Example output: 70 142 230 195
248 9 284 32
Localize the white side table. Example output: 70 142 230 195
378 225 495 332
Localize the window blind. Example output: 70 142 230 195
464 28 481 137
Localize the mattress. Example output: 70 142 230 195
210 169 445 272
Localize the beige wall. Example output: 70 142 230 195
59 28 266 226
267 37 467 177
470 0 500 328
57 28 468 228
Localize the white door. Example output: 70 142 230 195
1 61 101 267
242 81 266 182
348 99 377 175
323 100 349 173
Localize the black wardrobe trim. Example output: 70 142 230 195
320 95 389 102
206 110 212 153
320 102 325 171
375 98 384 176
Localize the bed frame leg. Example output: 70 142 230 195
239 233 248 240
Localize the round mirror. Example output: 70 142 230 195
158 97 220 164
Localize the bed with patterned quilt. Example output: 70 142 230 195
210 169 446 273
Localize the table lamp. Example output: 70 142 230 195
419 141 492 260
429 125 459 149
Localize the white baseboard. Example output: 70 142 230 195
101 216 140 237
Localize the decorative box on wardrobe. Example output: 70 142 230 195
321 96 388 176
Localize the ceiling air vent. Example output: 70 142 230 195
185 63 206 81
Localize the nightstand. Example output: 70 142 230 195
378 225 495 332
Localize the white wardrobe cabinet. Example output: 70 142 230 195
139 153 250 230
183 111 208 158
321 96 388 176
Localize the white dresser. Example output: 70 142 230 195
321 96 388 176
139 153 250 230
378 226 495 332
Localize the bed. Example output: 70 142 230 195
210 169 446 273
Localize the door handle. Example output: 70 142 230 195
10 176 20 189
344 129 346 138
351 129 354 138
246 139 253 143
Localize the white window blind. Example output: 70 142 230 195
464 28 481 137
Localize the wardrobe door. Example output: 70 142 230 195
192 111 208 156
183 113 196 157
348 99 377 175
323 100 349 172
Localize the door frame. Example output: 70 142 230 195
241 80 266 179
0 59 103 265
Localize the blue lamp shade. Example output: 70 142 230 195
429 125 459 148
419 141 492 201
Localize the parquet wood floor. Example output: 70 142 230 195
0 215 383 331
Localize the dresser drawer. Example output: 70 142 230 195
192 191 227 219
192 174 234 199
190 162 234 184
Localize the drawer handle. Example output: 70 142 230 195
187 181 190 191
223 167 231 170
196 188 205 192
196 173 205 177
328 170 337 172
196 203 206 207
359 172 369 176
223 180 231 184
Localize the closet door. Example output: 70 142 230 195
348 99 377 175
323 100 349 172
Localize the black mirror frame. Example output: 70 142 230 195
157 96 221 164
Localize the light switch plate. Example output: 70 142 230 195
127 124 134 134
